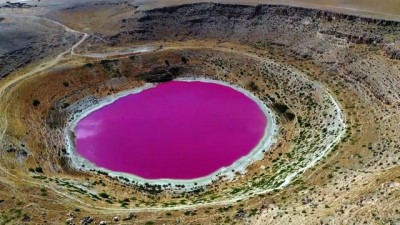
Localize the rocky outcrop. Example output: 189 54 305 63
137 66 186 83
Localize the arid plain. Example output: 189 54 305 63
1 0 400 224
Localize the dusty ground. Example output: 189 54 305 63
0 15 81 78
1 1 400 225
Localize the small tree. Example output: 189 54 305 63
32 99 40 107
35 167 43 173
181 56 188 64
99 192 109 198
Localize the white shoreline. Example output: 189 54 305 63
64 78 278 190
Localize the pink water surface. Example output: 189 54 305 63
75 81 267 180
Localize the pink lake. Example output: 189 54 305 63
75 81 267 180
